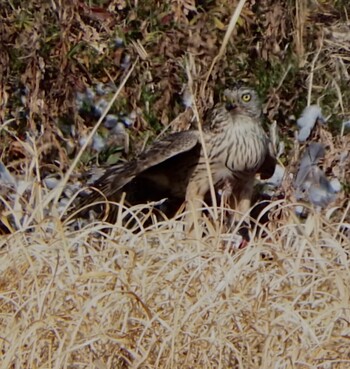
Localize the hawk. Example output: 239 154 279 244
74 85 276 226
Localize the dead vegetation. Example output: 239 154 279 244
1 0 350 368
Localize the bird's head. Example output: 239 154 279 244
223 86 262 119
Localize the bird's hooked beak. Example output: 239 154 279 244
225 100 237 111
223 89 238 112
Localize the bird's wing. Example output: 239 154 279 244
258 140 277 180
133 130 200 172
85 130 200 199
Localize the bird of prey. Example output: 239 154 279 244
74 85 276 226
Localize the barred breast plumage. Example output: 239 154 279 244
185 85 276 228
207 112 268 176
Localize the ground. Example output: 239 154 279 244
1 1 350 368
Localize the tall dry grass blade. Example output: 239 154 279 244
295 0 307 66
54 58 139 210
307 33 323 107
185 57 218 221
332 79 346 136
200 0 247 97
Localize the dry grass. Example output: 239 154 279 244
1 179 350 368
1 0 350 368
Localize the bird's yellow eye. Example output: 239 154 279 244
241 93 251 102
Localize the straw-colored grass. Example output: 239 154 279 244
1 0 350 368
1 177 350 368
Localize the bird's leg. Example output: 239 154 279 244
184 180 207 237
227 178 255 247
218 179 233 206
227 177 254 216
236 186 254 215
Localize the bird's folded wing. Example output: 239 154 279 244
258 141 277 180
135 130 200 171
87 130 200 197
